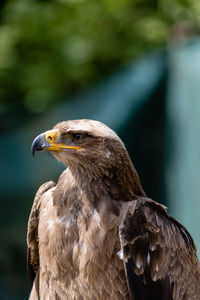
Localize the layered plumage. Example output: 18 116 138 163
28 119 200 300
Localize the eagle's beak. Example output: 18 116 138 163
31 129 81 156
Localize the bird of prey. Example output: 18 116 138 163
28 119 200 300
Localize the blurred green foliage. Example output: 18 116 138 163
0 0 199 124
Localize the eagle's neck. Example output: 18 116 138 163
54 139 146 212
70 149 146 206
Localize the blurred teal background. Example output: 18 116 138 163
1 0 200 298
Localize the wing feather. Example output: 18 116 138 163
27 181 56 286
119 197 200 300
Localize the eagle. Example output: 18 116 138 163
28 119 200 300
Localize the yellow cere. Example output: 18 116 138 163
45 129 82 151
45 129 58 144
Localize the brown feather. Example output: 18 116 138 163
28 119 200 300
120 197 200 300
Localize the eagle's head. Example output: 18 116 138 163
32 119 145 197
32 119 125 168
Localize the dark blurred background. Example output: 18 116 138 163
1 0 200 298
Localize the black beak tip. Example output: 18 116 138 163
31 134 43 157
31 141 37 157
31 147 35 157
31 133 49 157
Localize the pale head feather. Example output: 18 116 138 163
54 119 123 142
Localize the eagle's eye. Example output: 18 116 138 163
73 133 84 142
